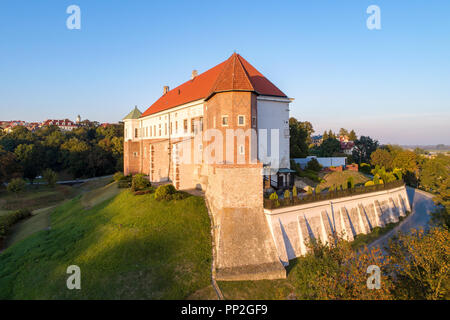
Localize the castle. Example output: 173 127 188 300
123 53 293 280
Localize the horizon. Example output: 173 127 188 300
1 0 449 145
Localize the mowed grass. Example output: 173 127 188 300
318 171 370 190
0 190 212 299
81 181 120 209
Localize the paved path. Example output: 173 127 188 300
369 187 436 252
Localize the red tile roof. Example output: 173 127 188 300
141 53 287 117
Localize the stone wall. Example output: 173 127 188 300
205 164 286 281
264 186 411 265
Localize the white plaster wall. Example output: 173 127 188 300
139 101 204 140
257 96 290 170
265 186 411 265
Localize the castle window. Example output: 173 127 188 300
191 118 195 133
222 115 228 126
175 121 178 133
165 123 167 135
184 119 188 133
238 115 245 126
252 116 256 127
239 144 245 155
153 125 156 136
159 124 161 136
199 117 203 131
134 128 138 138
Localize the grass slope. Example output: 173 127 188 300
318 171 369 190
0 185 76 211
0 190 212 299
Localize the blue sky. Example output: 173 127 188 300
1 0 449 145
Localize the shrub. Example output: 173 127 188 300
113 172 125 182
7 178 26 194
365 181 375 187
360 163 372 174
155 184 177 201
269 192 280 208
315 186 321 195
347 176 355 189
43 168 57 187
306 158 322 172
292 185 298 198
0 208 32 240
131 174 151 192
284 189 291 200
118 180 131 189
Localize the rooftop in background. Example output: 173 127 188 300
140 53 287 118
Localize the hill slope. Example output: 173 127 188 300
0 190 212 299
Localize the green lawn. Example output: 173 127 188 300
0 190 212 299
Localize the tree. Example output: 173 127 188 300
392 150 419 186
14 144 43 183
0 146 22 184
339 128 349 137
387 227 450 300
322 130 329 141
306 158 322 172
298 121 314 145
7 178 26 195
42 168 57 187
348 130 357 141
289 117 309 158
298 234 394 299
327 129 336 139
370 149 394 170
318 138 341 157
352 136 379 164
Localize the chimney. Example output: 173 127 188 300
191 70 198 80
163 86 169 94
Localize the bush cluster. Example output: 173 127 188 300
154 184 177 201
43 168 57 187
0 209 32 242
7 178 26 194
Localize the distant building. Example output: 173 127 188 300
340 141 355 155
311 135 323 146
339 135 350 142
41 119 78 131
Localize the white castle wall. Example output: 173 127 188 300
264 186 411 265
